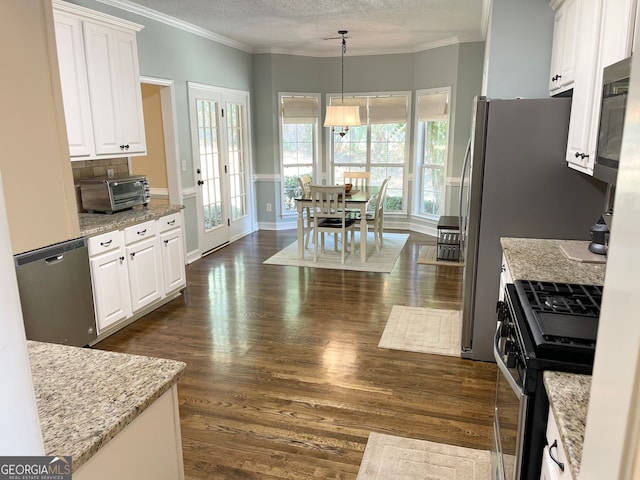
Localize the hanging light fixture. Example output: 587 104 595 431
324 30 361 136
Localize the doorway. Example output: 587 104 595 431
188 82 253 255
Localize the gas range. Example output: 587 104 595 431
514 280 602 366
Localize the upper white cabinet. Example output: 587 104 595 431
52 0 146 160
549 0 580 94
550 0 637 175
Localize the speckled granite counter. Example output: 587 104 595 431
544 371 591 480
500 237 606 285
78 204 184 237
27 341 186 472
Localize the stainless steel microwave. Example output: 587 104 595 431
594 56 631 185
79 175 150 213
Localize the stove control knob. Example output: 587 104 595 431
506 351 518 369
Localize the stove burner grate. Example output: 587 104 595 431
520 280 602 317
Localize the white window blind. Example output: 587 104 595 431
417 93 448 121
368 96 408 124
281 97 319 123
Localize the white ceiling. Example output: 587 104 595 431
97 0 489 56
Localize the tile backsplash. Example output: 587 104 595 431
71 158 129 181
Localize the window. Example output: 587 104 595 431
329 94 409 212
415 88 450 218
279 94 320 214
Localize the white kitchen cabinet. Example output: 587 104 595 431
88 230 132 333
52 0 146 160
158 213 186 295
549 0 580 94
540 408 574 480
498 252 513 302
124 221 164 313
562 0 637 175
52 11 94 157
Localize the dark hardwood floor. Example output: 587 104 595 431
96 229 497 479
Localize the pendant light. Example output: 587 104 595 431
324 30 361 136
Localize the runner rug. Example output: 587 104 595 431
378 306 462 357
417 245 464 267
356 432 491 480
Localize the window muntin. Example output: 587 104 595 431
279 94 320 214
328 94 409 212
416 88 450 218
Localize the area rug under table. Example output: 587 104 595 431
263 232 409 273
379 306 462 357
356 432 491 480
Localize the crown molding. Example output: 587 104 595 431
92 0 254 53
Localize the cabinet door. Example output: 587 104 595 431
549 0 580 93
53 12 94 157
112 28 146 155
82 22 146 156
127 236 163 312
90 248 131 333
160 229 186 294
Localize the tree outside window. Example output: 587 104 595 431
329 94 409 212
416 88 450 218
279 94 320 213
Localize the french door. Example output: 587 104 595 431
188 83 253 254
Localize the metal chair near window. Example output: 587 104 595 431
353 176 391 252
297 175 313 248
310 185 356 264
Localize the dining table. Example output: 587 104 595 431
295 186 380 263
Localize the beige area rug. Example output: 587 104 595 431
263 233 409 273
379 306 462 357
417 245 464 267
357 432 491 480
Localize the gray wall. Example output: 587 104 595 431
484 0 555 98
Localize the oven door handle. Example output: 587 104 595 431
493 322 525 397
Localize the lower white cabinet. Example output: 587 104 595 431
124 221 163 313
87 213 186 339
88 230 132 333
159 213 186 295
541 409 574 480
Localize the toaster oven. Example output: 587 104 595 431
79 175 150 214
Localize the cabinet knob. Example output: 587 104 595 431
120 144 130 150
551 74 562 82
197 180 205 186
574 152 589 159
119 256 125 263
130 252 136 259
164 239 169 245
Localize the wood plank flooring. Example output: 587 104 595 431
96 230 497 479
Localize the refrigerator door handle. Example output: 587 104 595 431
458 137 471 255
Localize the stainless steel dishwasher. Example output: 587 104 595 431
14 237 97 346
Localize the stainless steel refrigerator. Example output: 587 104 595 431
459 96 607 362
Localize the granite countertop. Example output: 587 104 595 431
27 341 186 472
500 237 606 285
78 203 184 237
544 371 591 480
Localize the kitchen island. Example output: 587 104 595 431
28 341 186 479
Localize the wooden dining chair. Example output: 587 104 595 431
353 176 391 252
310 185 356 264
297 175 314 248
343 171 370 192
